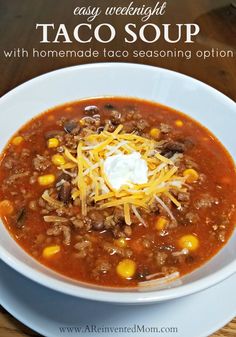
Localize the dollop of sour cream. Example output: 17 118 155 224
104 151 148 190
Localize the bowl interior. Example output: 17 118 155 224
0 63 235 303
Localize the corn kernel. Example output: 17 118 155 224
175 120 184 127
38 174 55 186
155 216 168 231
0 199 14 216
114 238 127 248
42 245 61 258
12 136 24 146
183 169 199 183
150 128 160 139
179 235 199 251
79 119 85 126
52 154 66 166
116 259 136 279
48 138 59 148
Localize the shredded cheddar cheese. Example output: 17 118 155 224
57 124 188 224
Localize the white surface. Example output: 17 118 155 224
0 63 236 304
104 152 148 190
0 260 236 337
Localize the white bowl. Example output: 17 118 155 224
0 63 235 304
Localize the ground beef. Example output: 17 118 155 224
195 194 219 209
74 236 92 258
103 242 133 258
141 238 151 248
185 212 200 224
168 221 179 231
218 230 226 242
160 123 172 133
110 110 121 125
155 252 168 266
59 225 71 245
7 171 30 185
71 216 92 231
79 126 96 138
149 201 160 214
47 223 71 245
199 173 207 183
177 191 190 202
136 119 149 131
88 210 105 231
122 121 136 133
122 106 140 121
183 157 198 169
29 200 37 211
21 148 30 158
34 233 46 245
92 259 111 278
29 172 38 184
104 119 115 132
33 155 51 172
71 218 84 229
64 134 80 150
81 116 100 129
3 157 16 169
103 210 133 238
104 208 125 231
124 225 132 237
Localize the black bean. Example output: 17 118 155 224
92 221 104 231
84 105 99 115
58 181 71 203
63 120 78 133
56 172 71 183
97 126 104 134
163 151 175 159
93 114 100 119
161 140 186 155
104 104 115 110
16 208 26 228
